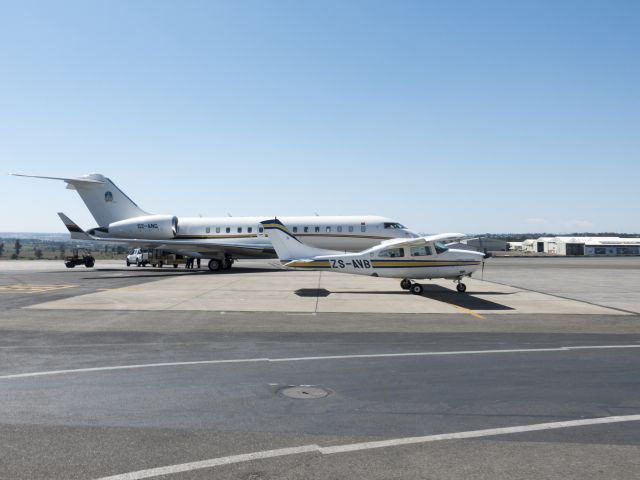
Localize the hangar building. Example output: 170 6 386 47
521 237 640 256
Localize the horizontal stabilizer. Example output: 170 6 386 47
11 174 105 184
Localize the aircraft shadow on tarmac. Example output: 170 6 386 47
55 266 286 279
327 284 515 311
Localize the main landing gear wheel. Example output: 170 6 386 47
208 259 221 271
410 283 423 295
400 278 411 290
456 282 467 293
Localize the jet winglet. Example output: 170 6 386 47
57 213 94 240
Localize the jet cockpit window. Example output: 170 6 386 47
384 222 406 229
410 246 432 256
434 241 449 254
378 247 405 258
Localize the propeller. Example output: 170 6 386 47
481 252 491 281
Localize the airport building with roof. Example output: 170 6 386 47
519 236 640 256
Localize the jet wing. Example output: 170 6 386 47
57 213 274 257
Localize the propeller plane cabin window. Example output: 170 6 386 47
410 246 432 256
378 248 405 258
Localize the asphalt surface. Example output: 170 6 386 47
0 258 639 479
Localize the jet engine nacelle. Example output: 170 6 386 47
108 215 178 239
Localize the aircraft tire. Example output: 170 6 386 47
65 262 75 268
456 282 467 293
126 260 130 267
400 279 411 290
136 260 142 267
208 259 221 271
410 284 423 295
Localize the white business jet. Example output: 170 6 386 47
261 218 486 294
12 173 418 271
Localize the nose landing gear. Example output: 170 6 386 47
456 278 467 293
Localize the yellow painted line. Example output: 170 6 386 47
0 284 78 294
454 306 485 320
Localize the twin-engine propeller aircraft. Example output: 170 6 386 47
261 218 486 294
12 173 418 271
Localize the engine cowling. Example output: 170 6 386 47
108 215 178 239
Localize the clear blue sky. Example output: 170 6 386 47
1 0 638 233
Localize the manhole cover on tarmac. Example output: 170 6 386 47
280 386 330 399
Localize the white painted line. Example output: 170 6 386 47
0 358 267 379
94 414 640 480
318 414 640 454
96 445 320 480
2 344 639 380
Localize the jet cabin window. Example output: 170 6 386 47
216 227 221 233
384 222 407 229
258 226 264 233
337 226 342 232
225 227 231 233
237 227 242 233
206 227 211 233
378 247 405 258
410 246 432 256
247 227 252 233
304 227 309 233
315 226 320 233
326 226 331 233
348 226 354 232
292 227 298 233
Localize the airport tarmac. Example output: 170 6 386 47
0 257 639 479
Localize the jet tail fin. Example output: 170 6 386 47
57 213 94 240
12 173 149 226
261 218 338 261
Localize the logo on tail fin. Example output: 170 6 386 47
104 191 113 202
